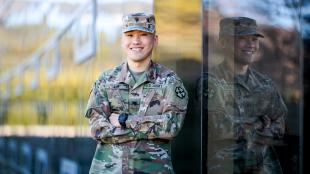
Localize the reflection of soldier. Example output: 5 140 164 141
85 13 188 173
203 17 287 173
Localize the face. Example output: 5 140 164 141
121 30 158 63
222 35 260 65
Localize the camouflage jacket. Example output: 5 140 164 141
204 62 287 174
85 61 188 174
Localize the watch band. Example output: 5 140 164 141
118 113 128 128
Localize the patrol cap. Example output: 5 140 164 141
122 12 156 33
219 17 264 37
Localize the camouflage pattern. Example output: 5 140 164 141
122 12 156 33
219 17 264 38
203 62 287 174
85 60 188 174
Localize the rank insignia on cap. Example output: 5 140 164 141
122 12 156 33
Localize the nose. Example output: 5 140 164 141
248 37 257 48
132 35 141 44
245 38 256 48
250 40 256 47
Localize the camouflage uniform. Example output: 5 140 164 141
85 61 188 174
204 62 287 174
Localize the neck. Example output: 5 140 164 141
225 58 249 75
127 58 151 72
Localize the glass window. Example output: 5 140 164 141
203 0 303 173
154 0 202 173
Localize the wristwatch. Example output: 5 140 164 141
118 113 128 128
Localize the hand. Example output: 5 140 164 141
109 113 121 128
260 115 271 128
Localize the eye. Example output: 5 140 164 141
124 31 134 37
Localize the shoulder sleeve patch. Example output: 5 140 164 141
175 86 186 99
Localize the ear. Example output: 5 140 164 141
219 37 226 48
121 33 126 48
153 34 158 47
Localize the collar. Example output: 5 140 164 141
116 60 158 88
217 61 256 91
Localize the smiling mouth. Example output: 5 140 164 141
242 50 255 54
130 47 143 51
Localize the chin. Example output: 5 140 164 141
129 57 148 62
235 57 255 65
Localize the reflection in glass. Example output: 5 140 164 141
203 0 302 174
154 0 202 173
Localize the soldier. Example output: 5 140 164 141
84 12 188 174
203 17 287 173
